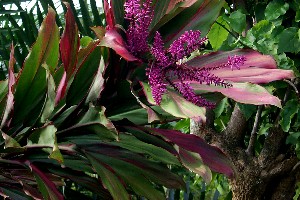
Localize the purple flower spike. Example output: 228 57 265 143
125 0 153 56
124 0 140 20
151 32 170 68
174 82 215 108
123 0 247 108
227 55 247 70
168 30 207 61
146 63 167 105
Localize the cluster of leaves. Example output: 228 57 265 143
206 0 299 148
0 0 296 199
0 0 104 78
0 1 239 199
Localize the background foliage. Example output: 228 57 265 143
0 0 299 199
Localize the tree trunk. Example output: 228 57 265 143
191 106 300 200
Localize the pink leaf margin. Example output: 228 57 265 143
187 49 295 84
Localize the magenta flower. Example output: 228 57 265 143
124 0 247 108
124 0 153 56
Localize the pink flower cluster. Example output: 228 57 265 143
124 0 246 108
124 0 153 56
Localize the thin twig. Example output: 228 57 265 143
284 79 300 99
246 105 263 156
215 21 251 48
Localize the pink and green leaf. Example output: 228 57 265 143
187 49 294 84
60 2 79 78
179 148 212 183
163 0 225 43
100 29 137 61
56 3 80 104
1 44 16 128
85 152 130 200
191 82 282 107
26 162 64 200
141 82 206 120
150 0 197 34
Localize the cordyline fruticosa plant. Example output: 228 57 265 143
0 0 294 199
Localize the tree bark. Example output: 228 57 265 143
191 104 300 200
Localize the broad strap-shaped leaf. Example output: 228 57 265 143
66 46 101 106
40 65 56 123
49 168 112 199
150 0 197 34
131 85 161 123
85 150 179 199
91 26 106 41
100 29 137 61
60 2 79 78
186 49 295 84
25 162 63 200
55 3 80 104
179 148 212 183
1 44 16 128
191 82 282 107
86 56 106 103
27 125 63 163
106 0 118 29
2 132 21 149
163 0 225 43
140 126 234 178
85 152 130 200
13 8 59 125
141 82 206 121
108 0 125 29
113 134 180 165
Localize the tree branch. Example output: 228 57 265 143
224 104 247 147
258 127 286 167
246 106 263 156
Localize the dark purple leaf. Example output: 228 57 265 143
141 127 234 178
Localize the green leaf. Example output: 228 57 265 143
237 103 257 120
58 122 117 141
13 8 59 125
2 132 21 148
40 65 56 123
85 56 106 103
208 16 229 50
66 46 101 105
114 134 180 165
265 0 289 21
110 0 125 26
280 99 299 132
27 125 63 163
0 187 30 200
86 152 166 200
27 125 57 146
85 153 130 200
227 10 246 33
278 27 300 53
80 36 93 47
286 132 300 145
49 167 111 198
214 98 228 118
